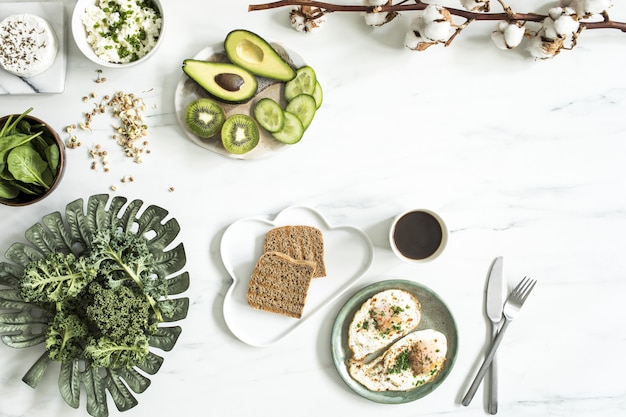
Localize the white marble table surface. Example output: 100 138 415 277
1 1 626 416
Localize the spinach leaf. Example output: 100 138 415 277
0 178 19 199
0 115 14 137
7 144 51 190
17 120 32 134
0 132 42 160
0 107 33 137
11 180 43 195
45 144 60 173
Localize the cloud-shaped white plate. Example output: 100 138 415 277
221 206 374 346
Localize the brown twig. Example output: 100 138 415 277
248 0 626 32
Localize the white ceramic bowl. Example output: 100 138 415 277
71 0 164 68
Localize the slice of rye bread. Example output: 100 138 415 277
263 225 326 278
247 251 317 319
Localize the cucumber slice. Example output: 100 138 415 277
272 111 305 144
253 98 285 133
285 94 317 130
312 81 323 109
284 66 317 102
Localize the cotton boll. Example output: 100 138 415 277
422 4 447 23
491 21 525 49
405 29 431 50
549 6 565 20
584 0 613 15
561 0 612 17
423 20 451 42
504 23 525 47
290 13 308 32
527 35 562 59
405 17 427 50
553 15 580 38
460 0 490 12
289 6 326 32
420 5 452 42
527 36 552 59
554 16 579 37
491 32 508 50
363 11 395 27
542 18 559 40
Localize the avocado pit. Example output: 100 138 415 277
215 73 245 92
182 59 258 103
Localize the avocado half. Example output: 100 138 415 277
183 60 258 103
224 29 296 82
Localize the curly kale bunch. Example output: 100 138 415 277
17 227 170 369
88 227 170 321
45 310 89 363
19 252 97 304
84 283 157 368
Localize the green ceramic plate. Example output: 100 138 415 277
330 279 458 404
0 194 189 417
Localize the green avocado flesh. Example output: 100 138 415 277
183 59 258 103
224 29 296 82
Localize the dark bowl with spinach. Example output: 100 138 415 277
0 109 65 206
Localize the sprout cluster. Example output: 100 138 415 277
281 0 619 59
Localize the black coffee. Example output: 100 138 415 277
392 211 443 260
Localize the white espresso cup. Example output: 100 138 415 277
389 209 448 264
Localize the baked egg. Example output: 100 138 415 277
348 329 447 391
348 289 421 360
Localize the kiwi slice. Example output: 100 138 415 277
284 66 317 102
221 114 260 154
253 98 285 133
285 94 317 130
272 111 304 144
185 98 226 138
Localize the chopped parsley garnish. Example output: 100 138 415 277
387 349 411 374
390 305 405 315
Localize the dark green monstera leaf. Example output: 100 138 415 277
0 194 190 417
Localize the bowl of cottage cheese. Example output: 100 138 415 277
71 0 164 67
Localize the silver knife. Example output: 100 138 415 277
486 256 505 414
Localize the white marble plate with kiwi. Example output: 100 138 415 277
221 206 374 346
174 42 307 160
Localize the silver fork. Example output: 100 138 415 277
462 276 537 407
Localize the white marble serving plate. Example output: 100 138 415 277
0 2 66 94
221 206 374 347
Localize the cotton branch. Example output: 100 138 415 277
248 0 626 32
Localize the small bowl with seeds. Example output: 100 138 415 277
0 109 66 207
71 0 164 68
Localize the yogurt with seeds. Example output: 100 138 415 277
81 0 162 64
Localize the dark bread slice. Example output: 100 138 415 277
263 225 326 278
246 251 316 319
